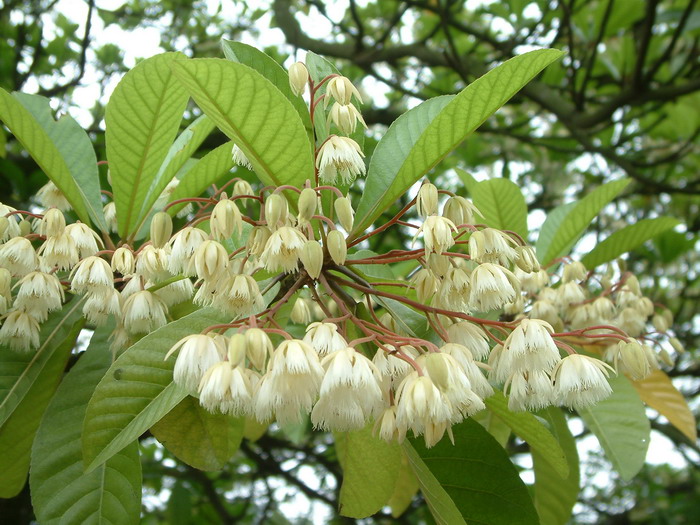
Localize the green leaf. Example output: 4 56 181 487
403 442 467 525
151 396 244 471
578 374 650 480
137 114 215 224
581 216 681 268
537 178 631 264
352 49 564 237
0 314 82 497
30 326 142 525
485 391 568 478
334 424 402 518
165 141 236 216
0 89 95 226
408 418 540 525
82 308 229 473
106 52 189 238
170 58 314 191
533 408 580 525
351 96 453 236
387 452 420 518
221 40 313 143
535 202 576 262
13 93 107 231
0 300 85 427
470 178 528 238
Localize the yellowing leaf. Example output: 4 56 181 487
632 370 697 442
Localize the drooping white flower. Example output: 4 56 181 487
504 370 555 412
551 354 615 410
468 228 519 266
192 240 229 280
165 333 226 392
0 310 41 352
198 361 257 416
495 319 561 381
14 271 64 321
304 322 348 356
121 290 168 335
65 222 102 258
38 232 79 271
168 226 208 275
439 343 493 399
83 287 122 326
394 372 454 445
445 321 490 361
326 76 363 105
70 256 114 295
469 263 520 311
0 237 39 276
212 273 264 317
421 352 485 419
259 226 306 273
316 136 366 185
210 198 243 241
413 215 457 256
135 245 171 281
36 181 71 211
232 144 253 170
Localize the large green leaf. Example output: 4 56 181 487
0 316 82 497
387 452 420 518
0 300 84 427
408 418 539 525
151 396 244 471
581 216 680 268
535 202 576 262
82 308 229 473
403 442 467 525
334 424 402 518
170 58 314 191
13 93 107 230
351 96 453 236
136 114 215 226
537 178 631 264
221 40 313 142
533 408 580 525
106 52 189 238
578 374 650 480
165 140 235 216
352 49 564 238
30 326 142 525
470 178 528 238
0 88 95 226
485 391 568 477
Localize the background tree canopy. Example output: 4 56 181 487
0 0 698 523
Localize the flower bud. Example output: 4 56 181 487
247 226 271 257
265 193 288 231
334 196 354 232
425 253 450 277
326 230 347 265
210 198 243 241
670 337 684 353
327 76 362 105
300 240 324 279
562 261 587 283
193 240 229 280
40 208 66 237
232 179 254 197
245 328 273 370
442 196 479 226
19 219 32 237
515 245 540 273
411 268 438 302
297 188 318 225
423 352 451 391
111 245 135 275
228 333 247 366
288 62 308 96
104 202 118 233
150 212 173 249
329 102 366 134
416 183 438 218
652 313 669 333
291 297 312 324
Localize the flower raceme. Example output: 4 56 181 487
0 59 680 450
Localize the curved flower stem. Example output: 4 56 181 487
263 276 306 320
347 196 417 247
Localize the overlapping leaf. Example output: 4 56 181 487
578 374 650 480
30 327 141 525
470 178 529 238
170 58 314 191
106 52 189 238
581 216 680 268
352 49 563 237
408 418 539 525
0 89 95 226
82 308 230 473
334 424 402 518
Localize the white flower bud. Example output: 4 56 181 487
265 193 289 231
333 196 354 232
326 230 347 265
103 202 118 233
669 337 684 353
232 179 254 197
150 212 173 249
328 102 366 134
411 268 438 302
111 246 135 275
416 183 438 218
414 215 456 255
291 297 312 325
425 253 450 277
442 196 480 226
210 198 243 241
228 333 247 366
297 188 318 225
516 245 540 273
288 61 308 96
245 328 273 370
193 240 229 280
327 76 363 105
300 240 324 279
247 226 272 257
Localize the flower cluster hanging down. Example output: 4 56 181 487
0 61 683 448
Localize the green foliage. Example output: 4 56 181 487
537 178 631 264
30 326 142 525
334 424 402 518
582 216 681 268
468 178 529 238
82 308 230 473
533 408 580 525
151 396 244 471
106 52 190 238
170 58 315 192
409 418 540 525
579 375 651 480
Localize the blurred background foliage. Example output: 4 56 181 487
0 0 698 523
